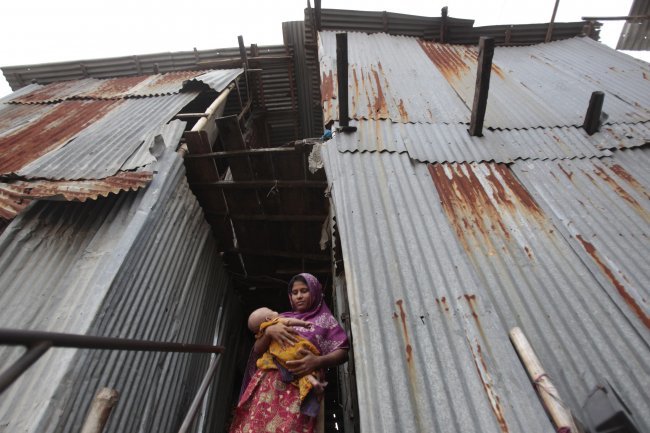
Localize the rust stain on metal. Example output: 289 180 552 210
370 66 388 119
428 163 545 255
351 68 360 114
557 163 574 181
467 336 510 433
146 70 202 90
592 165 649 223
418 40 505 81
524 246 534 260
320 70 335 104
575 234 649 328
0 100 121 174
10 81 83 104
81 75 150 98
642 72 648 80
610 164 650 201
436 296 450 313
398 99 409 123
395 299 413 363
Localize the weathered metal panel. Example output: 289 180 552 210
320 32 650 128
511 148 650 330
322 144 650 433
0 99 123 175
419 37 650 128
0 171 153 220
17 94 197 180
335 120 612 162
599 121 650 150
322 145 555 433
0 146 242 433
319 31 470 125
617 0 650 50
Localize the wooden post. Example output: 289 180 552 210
509 328 579 433
469 37 495 137
440 6 448 43
336 33 350 129
545 0 561 42
315 0 322 31
80 388 119 433
583 91 605 135
237 35 249 70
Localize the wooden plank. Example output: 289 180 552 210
545 0 561 42
583 91 605 135
228 248 330 261
205 212 326 222
469 37 495 137
190 180 328 189
336 33 350 128
238 35 249 69
184 146 302 159
440 6 448 43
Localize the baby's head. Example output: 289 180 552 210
248 307 279 333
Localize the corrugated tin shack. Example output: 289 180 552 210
1 5 648 433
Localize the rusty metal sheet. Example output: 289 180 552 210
512 148 650 330
17 93 197 180
0 171 153 220
0 99 123 175
7 78 101 104
322 145 555 433
335 120 612 162
420 37 650 128
322 144 650 433
0 103 52 138
599 121 650 150
319 31 470 125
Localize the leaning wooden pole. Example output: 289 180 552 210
469 37 495 137
509 328 579 433
80 388 119 433
583 91 605 135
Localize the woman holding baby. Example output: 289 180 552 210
228 273 349 433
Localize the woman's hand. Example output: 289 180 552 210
285 349 322 376
264 321 299 347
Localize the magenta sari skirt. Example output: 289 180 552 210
229 369 316 433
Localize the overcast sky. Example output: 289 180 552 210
1 0 647 97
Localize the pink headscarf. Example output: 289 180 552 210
281 273 349 355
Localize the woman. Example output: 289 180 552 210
229 273 349 433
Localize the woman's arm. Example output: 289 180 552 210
253 321 300 354
285 348 348 376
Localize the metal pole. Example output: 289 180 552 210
0 329 225 354
177 355 221 433
0 341 51 393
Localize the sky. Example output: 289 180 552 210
1 0 647 97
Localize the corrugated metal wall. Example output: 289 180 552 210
0 147 243 432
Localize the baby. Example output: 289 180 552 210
248 307 327 399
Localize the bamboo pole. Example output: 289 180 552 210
80 388 119 433
509 327 579 433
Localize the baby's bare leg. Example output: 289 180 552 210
306 374 327 395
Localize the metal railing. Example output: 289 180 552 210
0 328 225 433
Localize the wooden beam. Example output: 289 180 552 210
469 37 495 137
191 180 328 190
206 212 326 222
583 91 605 135
174 113 209 119
440 6 448 43
545 0 561 42
336 33 355 132
315 0 322 31
582 15 650 21
184 146 303 159
227 248 330 262
238 35 249 70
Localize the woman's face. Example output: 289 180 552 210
290 281 311 312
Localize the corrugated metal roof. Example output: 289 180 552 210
15 96 195 180
0 171 153 220
617 0 650 50
511 147 650 329
334 120 612 162
599 121 650 149
320 32 650 128
0 146 243 433
319 31 469 125
0 99 124 174
6 69 243 103
322 144 650 433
